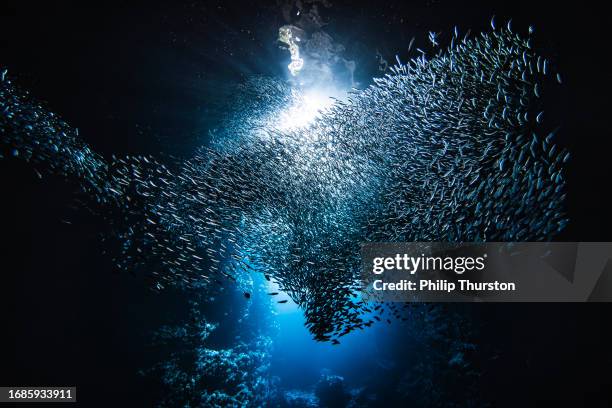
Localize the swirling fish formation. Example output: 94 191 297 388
0 23 569 341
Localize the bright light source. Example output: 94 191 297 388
276 90 335 131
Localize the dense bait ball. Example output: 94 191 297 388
0 25 569 341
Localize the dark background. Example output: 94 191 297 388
1 1 611 406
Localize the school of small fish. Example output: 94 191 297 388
0 23 569 341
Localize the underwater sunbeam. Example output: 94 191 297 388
276 88 339 131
